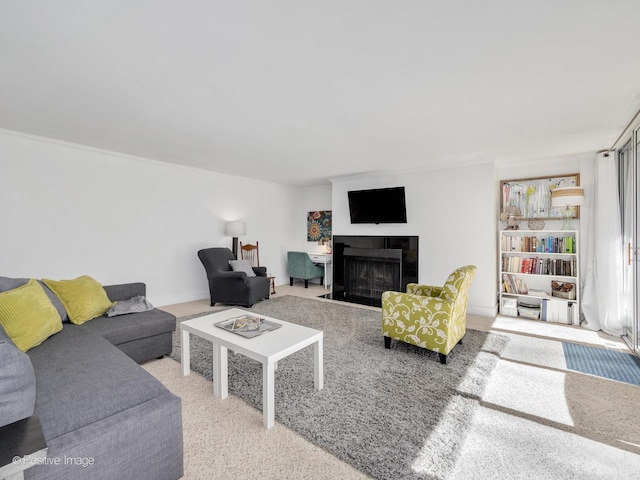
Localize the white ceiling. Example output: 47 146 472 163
2 1 640 186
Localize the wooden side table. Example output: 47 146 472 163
0 416 47 480
266 275 276 295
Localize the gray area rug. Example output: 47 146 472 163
170 296 508 480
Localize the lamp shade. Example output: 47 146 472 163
224 221 246 237
551 187 584 207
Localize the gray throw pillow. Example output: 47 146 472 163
0 324 36 427
229 259 256 277
105 295 154 317
0 276 69 323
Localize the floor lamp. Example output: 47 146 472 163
225 221 246 259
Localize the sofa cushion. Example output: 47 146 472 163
229 259 256 277
0 324 36 427
0 279 63 352
27 325 171 441
79 308 176 347
43 275 114 325
0 276 69 322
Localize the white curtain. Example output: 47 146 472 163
581 152 625 335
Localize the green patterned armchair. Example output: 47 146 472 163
381 265 477 364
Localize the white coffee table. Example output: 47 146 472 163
180 308 324 429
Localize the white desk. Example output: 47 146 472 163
180 308 323 429
307 253 332 289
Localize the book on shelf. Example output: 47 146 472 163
564 237 574 253
502 273 528 295
557 299 570 324
502 255 577 277
501 234 576 254
569 302 580 325
541 298 574 324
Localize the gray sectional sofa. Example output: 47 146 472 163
0 281 183 480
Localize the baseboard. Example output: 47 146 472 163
155 290 210 308
467 303 498 318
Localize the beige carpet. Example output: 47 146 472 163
144 356 366 480
146 287 640 479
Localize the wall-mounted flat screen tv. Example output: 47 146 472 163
348 186 407 224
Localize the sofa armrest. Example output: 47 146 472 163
252 266 267 277
209 271 251 285
0 329 36 428
210 271 247 279
104 283 146 302
407 283 444 298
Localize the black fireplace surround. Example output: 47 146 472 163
330 235 419 307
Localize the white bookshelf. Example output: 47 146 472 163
499 229 579 325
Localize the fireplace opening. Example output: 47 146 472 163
342 248 402 307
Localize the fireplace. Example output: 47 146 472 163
329 235 418 307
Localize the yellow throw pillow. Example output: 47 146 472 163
42 275 114 325
0 279 63 352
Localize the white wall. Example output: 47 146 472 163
1 128 597 315
298 184 332 254
0 130 300 306
331 163 498 316
327 154 595 317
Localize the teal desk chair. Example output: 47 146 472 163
287 251 324 288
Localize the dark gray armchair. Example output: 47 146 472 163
197 248 270 307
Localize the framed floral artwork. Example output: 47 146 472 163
307 211 332 242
